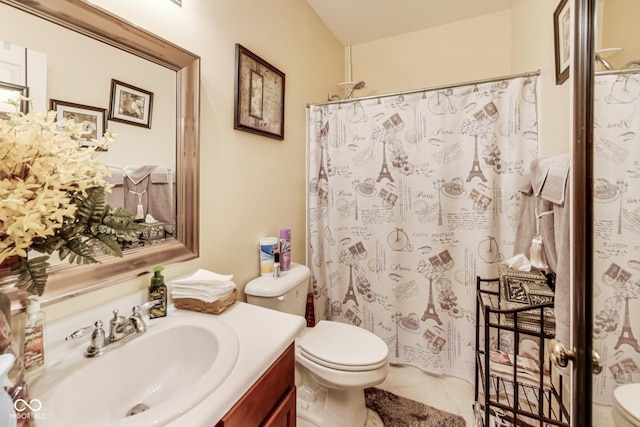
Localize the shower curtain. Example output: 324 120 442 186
592 69 640 405
307 75 539 382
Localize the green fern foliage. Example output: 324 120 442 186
13 256 50 297
13 186 145 296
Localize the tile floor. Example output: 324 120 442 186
297 363 476 427
593 403 615 426
379 366 616 427
299 364 617 426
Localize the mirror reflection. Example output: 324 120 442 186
0 0 199 304
0 3 178 251
595 0 640 71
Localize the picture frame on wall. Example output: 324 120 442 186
108 79 153 128
0 81 29 119
50 99 107 149
553 0 570 85
234 44 285 140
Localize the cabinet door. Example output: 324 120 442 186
264 387 296 427
216 344 295 427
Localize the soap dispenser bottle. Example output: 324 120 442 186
23 296 45 383
149 266 167 318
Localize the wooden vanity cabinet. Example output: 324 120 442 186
216 343 296 427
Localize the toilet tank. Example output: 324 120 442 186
244 263 310 317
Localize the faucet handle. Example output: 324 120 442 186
66 321 103 341
136 299 162 312
85 321 107 357
128 300 163 334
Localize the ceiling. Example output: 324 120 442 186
306 0 513 45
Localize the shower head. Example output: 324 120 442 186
344 80 366 100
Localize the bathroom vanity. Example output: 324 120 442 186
171 301 304 427
215 343 296 426
33 294 306 427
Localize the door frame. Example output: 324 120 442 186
571 0 595 424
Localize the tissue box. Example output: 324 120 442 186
498 265 555 334
173 289 237 315
139 222 165 241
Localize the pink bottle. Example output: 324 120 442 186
279 228 291 271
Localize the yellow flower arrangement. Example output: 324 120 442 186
0 107 142 295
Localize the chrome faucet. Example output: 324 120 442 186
66 300 161 358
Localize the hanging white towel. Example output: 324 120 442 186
540 154 569 205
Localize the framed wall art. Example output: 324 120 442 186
234 44 285 140
0 81 29 119
109 79 153 128
50 99 107 148
553 0 570 85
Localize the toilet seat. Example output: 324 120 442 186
298 321 389 372
614 384 640 426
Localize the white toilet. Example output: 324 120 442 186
612 383 640 426
245 263 389 427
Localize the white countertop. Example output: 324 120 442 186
167 302 306 426
37 292 306 426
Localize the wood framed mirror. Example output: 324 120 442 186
0 0 200 308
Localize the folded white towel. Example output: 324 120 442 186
171 269 236 303
172 269 234 286
171 286 235 303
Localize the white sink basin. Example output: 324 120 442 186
31 309 239 427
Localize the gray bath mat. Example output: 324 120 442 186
365 387 466 427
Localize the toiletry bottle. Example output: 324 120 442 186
149 266 167 318
273 252 281 278
23 296 45 383
280 228 291 271
259 237 278 276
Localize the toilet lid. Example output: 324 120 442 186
614 384 640 423
298 321 388 372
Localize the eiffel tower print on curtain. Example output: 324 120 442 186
466 135 487 182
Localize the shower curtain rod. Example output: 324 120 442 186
307 69 540 107
596 67 640 76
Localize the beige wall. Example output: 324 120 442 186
29 1 572 320
511 0 572 157
350 10 512 97
599 0 640 69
